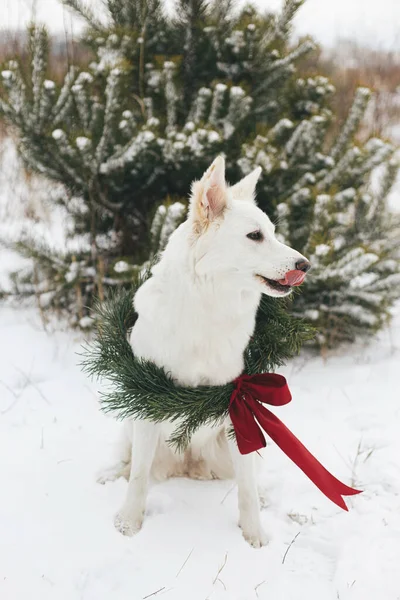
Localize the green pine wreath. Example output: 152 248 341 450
82 273 315 451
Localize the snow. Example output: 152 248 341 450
315 244 330 257
208 131 221 144
100 131 156 175
44 80 56 90
114 261 130 273
349 273 378 289
96 48 123 72
275 118 294 130
2 294 400 599
65 261 80 283
52 129 65 140
147 117 160 128
168 202 185 219
330 303 378 326
304 309 320 320
230 87 245 98
2 138 400 599
78 72 94 84
79 316 94 329
76 136 91 150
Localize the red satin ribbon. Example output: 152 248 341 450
229 373 362 511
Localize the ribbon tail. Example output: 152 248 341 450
229 393 266 454
253 402 362 510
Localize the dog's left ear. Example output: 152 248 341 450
190 156 228 228
230 167 262 203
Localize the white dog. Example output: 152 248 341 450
100 156 310 547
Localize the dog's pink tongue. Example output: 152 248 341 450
278 269 306 286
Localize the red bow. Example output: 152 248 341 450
229 373 362 510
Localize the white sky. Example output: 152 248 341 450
1 0 400 50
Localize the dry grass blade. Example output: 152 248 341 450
220 484 236 504
142 587 166 599
175 548 194 578
212 552 228 585
255 580 266 597
282 532 300 564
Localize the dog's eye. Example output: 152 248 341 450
246 230 263 242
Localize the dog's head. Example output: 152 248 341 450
188 156 310 297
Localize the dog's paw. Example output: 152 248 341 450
97 469 116 485
114 511 143 537
97 462 130 485
240 524 268 548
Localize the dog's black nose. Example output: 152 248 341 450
295 259 311 273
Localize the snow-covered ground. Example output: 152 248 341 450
1 139 400 599
1 290 400 600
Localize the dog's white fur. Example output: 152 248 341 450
101 157 308 547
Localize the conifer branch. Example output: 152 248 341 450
62 0 104 30
330 87 371 161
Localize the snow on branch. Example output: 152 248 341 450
330 87 371 161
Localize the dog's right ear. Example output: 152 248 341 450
189 156 228 230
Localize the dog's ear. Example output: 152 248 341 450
190 156 228 228
230 167 262 203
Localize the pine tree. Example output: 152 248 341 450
292 153 400 347
0 0 399 345
243 84 400 347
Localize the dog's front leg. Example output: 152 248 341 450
114 420 159 536
228 438 267 548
